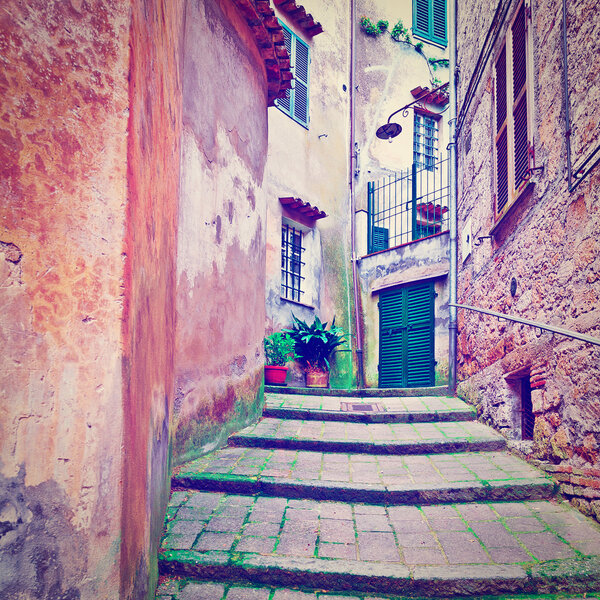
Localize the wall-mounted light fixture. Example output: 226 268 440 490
375 82 449 141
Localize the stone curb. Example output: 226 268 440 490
172 472 556 504
228 434 507 455
265 386 451 397
262 406 476 423
159 550 600 596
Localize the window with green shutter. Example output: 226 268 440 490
378 282 435 388
275 23 310 128
413 0 447 47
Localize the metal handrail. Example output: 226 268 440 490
450 303 600 347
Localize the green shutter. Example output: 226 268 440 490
371 226 389 253
431 0 447 45
379 291 405 387
379 282 435 388
275 23 309 128
293 36 310 127
413 0 430 39
413 0 447 46
405 284 435 387
277 27 292 114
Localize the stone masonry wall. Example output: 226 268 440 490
456 0 600 521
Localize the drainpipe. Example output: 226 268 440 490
448 0 458 394
349 0 365 389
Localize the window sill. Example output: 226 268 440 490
280 296 315 310
412 33 447 50
489 180 534 236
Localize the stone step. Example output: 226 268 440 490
156 577 600 600
263 393 476 423
159 491 600 597
173 448 556 504
265 385 451 397
229 418 507 455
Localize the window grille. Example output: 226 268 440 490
275 23 310 128
281 224 305 301
414 113 439 171
367 155 450 254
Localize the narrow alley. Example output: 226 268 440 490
156 387 600 598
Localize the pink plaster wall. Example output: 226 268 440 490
121 1 184 597
173 0 269 463
0 1 130 597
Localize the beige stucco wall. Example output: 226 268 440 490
264 0 354 388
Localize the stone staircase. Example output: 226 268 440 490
156 387 600 599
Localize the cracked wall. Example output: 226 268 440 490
0 1 130 597
264 0 354 389
173 0 269 465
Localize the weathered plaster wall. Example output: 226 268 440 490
352 0 450 388
173 0 269 463
358 233 450 387
265 0 354 388
354 0 449 219
0 1 130 598
456 0 600 520
121 1 184 598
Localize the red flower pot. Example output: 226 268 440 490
264 365 288 385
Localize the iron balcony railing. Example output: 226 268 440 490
450 303 600 347
367 154 450 254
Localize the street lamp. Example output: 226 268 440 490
375 82 449 140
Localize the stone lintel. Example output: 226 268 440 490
370 260 449 294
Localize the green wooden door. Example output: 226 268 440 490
379 282 435 388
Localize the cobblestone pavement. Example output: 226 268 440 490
161 493 600 565
158 390 600 598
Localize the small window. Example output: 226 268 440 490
281 223 305 302
413 0 447 46
493 1 534 221
275 23 310 128
520 376 534 440
413 112 439 171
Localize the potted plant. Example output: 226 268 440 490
284 314 347 388
264 331 296 386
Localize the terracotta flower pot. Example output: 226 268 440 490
264 365 288 386
306 369 329 388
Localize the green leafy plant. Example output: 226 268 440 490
264 332 296 366
390 19 412 44
284 314 347 372
360 16 388 36
362 15 449 87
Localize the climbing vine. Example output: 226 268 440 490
360 15 449 87
359 16 389 36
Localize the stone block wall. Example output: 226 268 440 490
456 0 600 521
